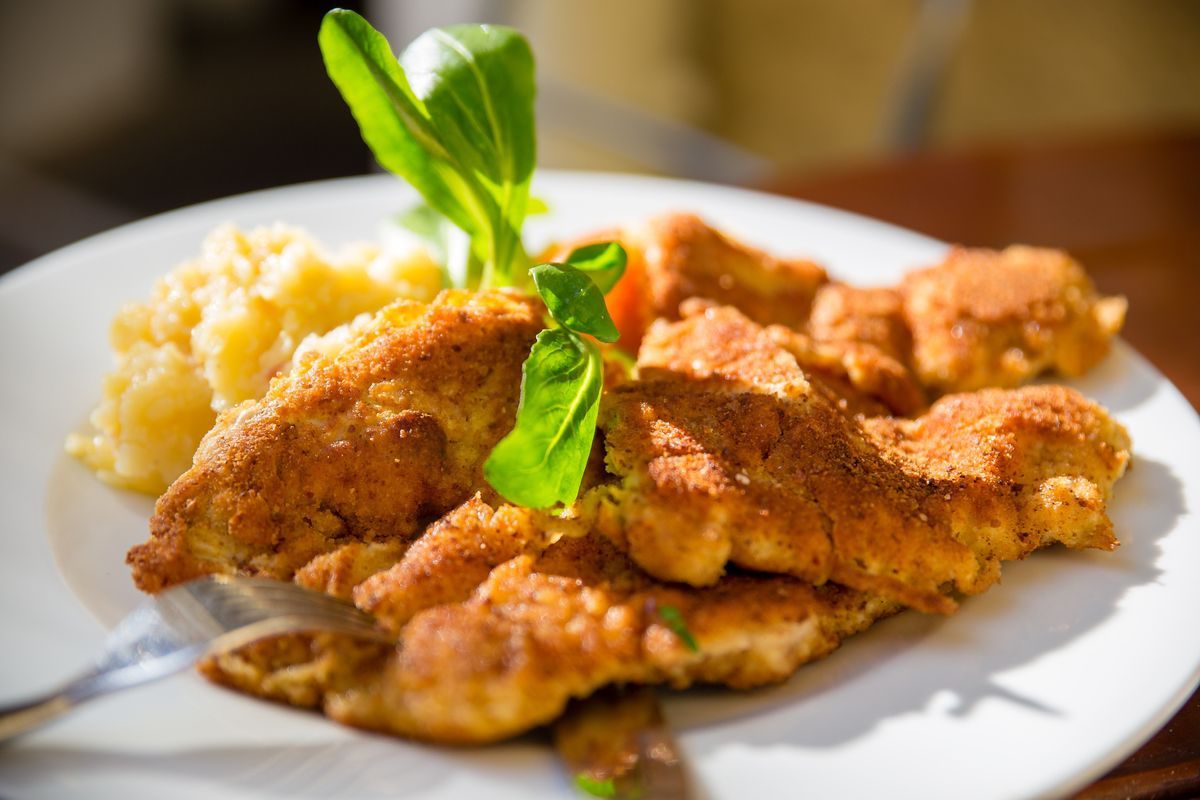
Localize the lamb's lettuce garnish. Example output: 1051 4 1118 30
319 10 535 288
320 9 620 508
483 327 603 508
531 263 621 344
562 242 627 294
484 246 627 507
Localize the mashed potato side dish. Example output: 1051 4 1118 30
66 223 443 494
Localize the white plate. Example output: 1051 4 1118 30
1 172 1197 800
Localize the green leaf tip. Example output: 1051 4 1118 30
565 242 627 294
319 11 618 513
658 604 699 652
483 329 603 508
574 774 617 798
319 9 534 287
531 263 621 343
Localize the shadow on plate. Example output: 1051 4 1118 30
0 733 561 799
667 455 1184 753
44 447 155 628
1067 343 1162 414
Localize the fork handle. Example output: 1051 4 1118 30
0 691 76 742
0 649 199 744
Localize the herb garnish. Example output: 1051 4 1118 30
484 251 625 508
574 774 617 798
561 242 627 294
658 605 699 652
531 263 621 343
320 10 624 508
319 10 535 288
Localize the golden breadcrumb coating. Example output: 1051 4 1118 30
201 506 899 744
127 290 542 592
352 495 546 632
560 220 1124 399
627 213 829 327
767 323 926 417
550 213 828 352
901 246 1127 393
129 220 1131 746
598 304 1130 613
809 283 913 366
672 297 925 417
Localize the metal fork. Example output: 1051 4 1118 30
0 574 390 742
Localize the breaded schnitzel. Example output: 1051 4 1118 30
598 304 1130 612
561 215 1125 398
899 245 1128 393
202 499 900 744
126 219 1131 745
808 246 1128 393
552 213 829 353
128 290 542 592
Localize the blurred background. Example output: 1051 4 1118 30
1 0 1198 399
3 0 1197 263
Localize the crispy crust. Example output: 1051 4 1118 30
901 246 1127 393
127 290 543 591
550 213 829 352
135 221 1131 746
202 511 899 744
557 219 1125 399
598 305 1130 612
809 283 913 366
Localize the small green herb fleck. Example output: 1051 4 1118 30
574 774 617 798
658 605 699 652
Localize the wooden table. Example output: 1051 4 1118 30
768 131 1200 800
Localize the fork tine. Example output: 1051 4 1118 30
182 575 392 645
0 574 395 743
234 578 370 613
214 595 379 632
210 574 357 608
207 582 379 627
208 614 393 654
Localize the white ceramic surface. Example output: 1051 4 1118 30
0 172 1196 800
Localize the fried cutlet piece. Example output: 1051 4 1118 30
127 289 543 592
597 304 1130 613
202 501 899 744
808 283 912 365
753 247 1126 398
900 246 1127 393
732 242 1127 397
351 494 547 631
294 541 412 602
674 298 925 417
861 387 1130 566
559 218 1123 396
550 213 828 353
768 321 925 416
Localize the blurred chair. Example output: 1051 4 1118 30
372 0 974 182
